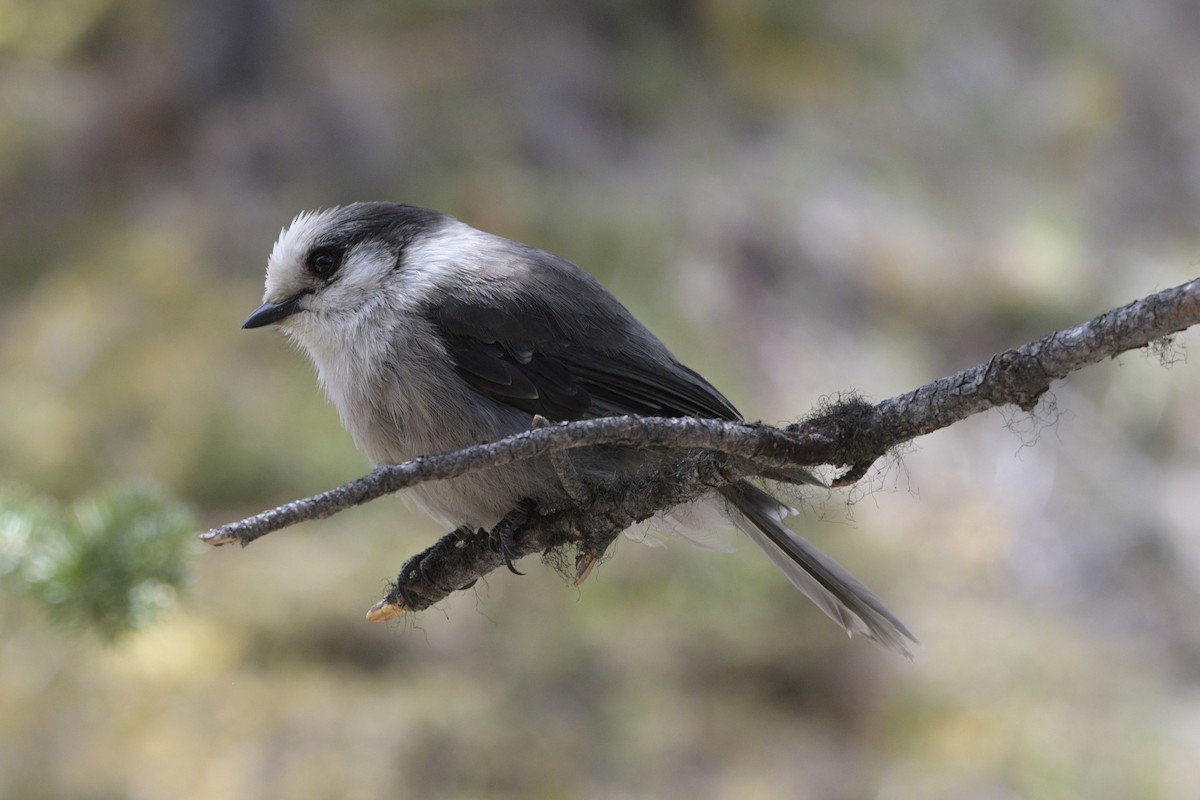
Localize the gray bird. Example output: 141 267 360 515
244 202 918 656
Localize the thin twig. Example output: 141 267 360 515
200 417 833 546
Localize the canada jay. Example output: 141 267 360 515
244 202 917 656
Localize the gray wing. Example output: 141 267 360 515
428 248 741 423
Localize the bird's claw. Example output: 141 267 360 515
488 501 535 575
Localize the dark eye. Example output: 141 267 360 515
307 248 343 279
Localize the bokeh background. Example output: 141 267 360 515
3 1 1200 798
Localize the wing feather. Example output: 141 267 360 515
431 261 739 423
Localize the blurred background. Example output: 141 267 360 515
2 1 1200 797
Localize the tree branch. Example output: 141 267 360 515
201 276 1200 617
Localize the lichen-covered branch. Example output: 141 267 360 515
806 276 1200 476
201 276 1200 616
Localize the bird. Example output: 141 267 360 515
243 202 918 656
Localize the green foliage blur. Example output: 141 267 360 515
0 486 193 639
1 0 1199 798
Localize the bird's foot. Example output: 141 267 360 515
488 500 536 575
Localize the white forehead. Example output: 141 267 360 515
265 207 343 285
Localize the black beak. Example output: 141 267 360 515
242 292 306 329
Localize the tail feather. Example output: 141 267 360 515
720 482 920 659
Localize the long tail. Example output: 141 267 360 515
719 482 920 659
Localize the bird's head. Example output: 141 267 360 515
243 203 447 333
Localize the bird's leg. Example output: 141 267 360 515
545 451 600 585
531 415 592 505
529 415 600 585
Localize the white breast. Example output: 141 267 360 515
286 293 557 530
